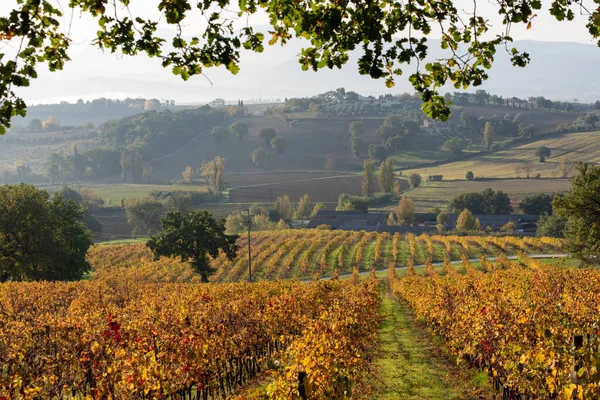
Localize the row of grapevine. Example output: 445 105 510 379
0 278 381 399
392 256 600 398
90 231 566 283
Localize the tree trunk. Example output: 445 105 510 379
200 271 209 283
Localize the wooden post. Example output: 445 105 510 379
571 335 583 384
298 371 308 400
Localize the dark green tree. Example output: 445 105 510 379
270 137 287 154
519 193 555 215
228 121 249 142
536 214 566 238
362 159 375 197
534 146 552 162
210 126 229 144
351 135 364 158
378 158 394 194
1 0 598 133
443 137 466 156
147 210 239 282
368 144 388 162
408 173 422 188
553 163 600 264
259 128 277 145
0 184 92 281
45 153 63 184
125 198 165 235
27 118 43 132
449 188 512 214
336 194 368 212
349 121 365 137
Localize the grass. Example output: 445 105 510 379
374 288 495 399
404 130 600 180
400 179 573 212
48 183 212 204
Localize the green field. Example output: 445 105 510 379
400 178 572 212
47 183 212 204
404 130 600 180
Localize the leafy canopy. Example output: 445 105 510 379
2 0 600 133
147 210 239 282
449 188 512 215
553 163 600 264
0 184 92 281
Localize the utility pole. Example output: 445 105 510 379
247 208 252 283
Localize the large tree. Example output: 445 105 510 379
378 158 394 194
228 121 249 142
2 1 598 133
362 159 375 197
125 198 165 235
519 193 555 215
270 137 288 154
443 137 466 156
259 128 277 145
0 184 92 281
449 188 512 215
252 147 270 168
147 210 239 282
210 126 229 144
553 163 600 264
396 197 415 225
455 209 481 232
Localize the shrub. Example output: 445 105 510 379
427 175 443 181
316 224 332 230
408 173 422 188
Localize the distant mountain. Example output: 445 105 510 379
16 38 600 105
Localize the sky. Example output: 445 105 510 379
0 0 597 104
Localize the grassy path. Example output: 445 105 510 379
374 289 494 399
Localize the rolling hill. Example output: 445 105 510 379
404 130 600 180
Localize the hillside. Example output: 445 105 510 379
404 130 600 180
150 115 385 180
403 179 572 212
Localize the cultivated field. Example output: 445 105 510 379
403 130 600 180
88 231 565 283
46 183 213 204
403 179 572 212
228 175 409 202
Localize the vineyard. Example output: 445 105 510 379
0 278 381 399
0 229 579 400
88 230 565 282
392 254 600 399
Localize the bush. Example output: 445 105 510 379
366 192 394 207
500 221 516 233
408 173 422 188
336 193 368 212
466 171 474 180
427 175 443 181
151 189 220 205
316 224 332 230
